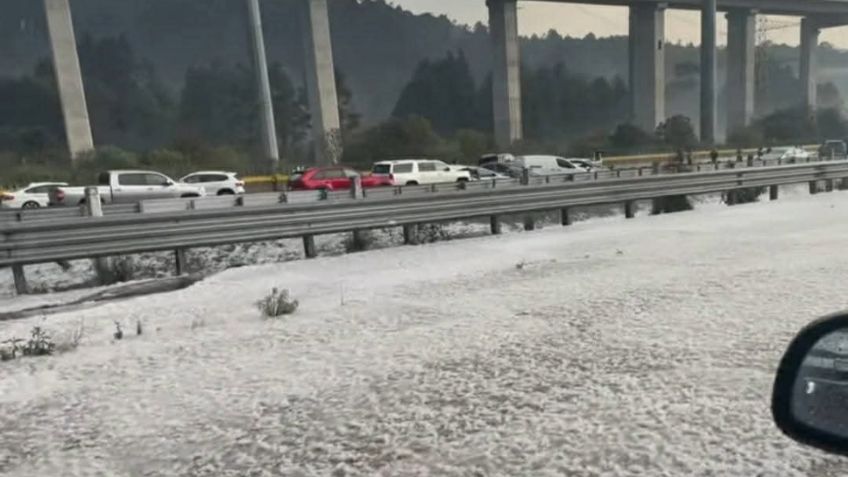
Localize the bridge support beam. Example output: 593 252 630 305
302 0 342 165
700 0 717 144
44 0 94 160
629 4 665 133
726 9 756 134
489 0 523 149
246 0 280 169
800 18 820 110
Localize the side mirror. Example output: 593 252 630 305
444 167 451 172
164 180 174 186
773 311 848 456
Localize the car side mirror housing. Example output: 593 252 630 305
444 167 451 172
773 311 848 456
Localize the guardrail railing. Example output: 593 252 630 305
0 154 824 224
3 159 846 295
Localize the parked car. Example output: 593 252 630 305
0 182 68 209
459 166 511 181
371 159 471 185
50 170 206 206
820 140 847 159
514 155 593 176
288 166 393 191
180 171 245 195
761 147 811 163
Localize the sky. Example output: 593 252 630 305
391 0 848 48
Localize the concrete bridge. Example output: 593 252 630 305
41 0 848 166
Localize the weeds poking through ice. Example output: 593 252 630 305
136 319 143 336
113 321 123 340
256 288 299 318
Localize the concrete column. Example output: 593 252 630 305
245 0 280 168
302 0 341 165
629 4 665 133
700 0 717 144
800 18 820 110
43 0 94 160
488 0 523 149
726 9 756 134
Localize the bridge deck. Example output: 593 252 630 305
529 0 848 19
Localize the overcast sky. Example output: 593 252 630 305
391 0 848 48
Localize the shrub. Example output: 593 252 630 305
54 320 85 353
724 187 765 206
651 195 693 215
21 326 55 357
256 288 299 318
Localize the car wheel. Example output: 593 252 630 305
456 178 469 183
181 194 200 198
217 189 235 196
405 181 419 186
21 201 40 209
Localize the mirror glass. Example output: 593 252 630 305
792 328 848 438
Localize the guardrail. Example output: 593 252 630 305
0 154 820 224
3 159 847 295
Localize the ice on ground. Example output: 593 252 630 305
2 186 848 476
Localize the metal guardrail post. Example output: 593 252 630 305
521 167 530 186
826 179 835 192
809 181 819 195
303 235 317 258
350 175 365 249
561 208 572 226
625 201 636 219
523 215 535 231
769 185 779 201
403 224 418 245
490 216 502 235
174 248 188 276
12 265 28 294
86 187 112 284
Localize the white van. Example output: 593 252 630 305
371 159 471 185
514 155 592 176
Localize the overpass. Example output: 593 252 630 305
40 0 848 165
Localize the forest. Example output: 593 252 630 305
2 0 848 184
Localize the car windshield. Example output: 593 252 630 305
6 1 848 475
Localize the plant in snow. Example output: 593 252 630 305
113 321 124 340
54 320 85 354
21 326 55 357
256 287 299 318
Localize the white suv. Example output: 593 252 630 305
371 159 471 186
180 171 245 195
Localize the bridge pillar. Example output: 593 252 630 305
800 18 820 110
245 0 280 169
700 0 717 144
488 0 523 149
302 0 342 165
628 4 665 133
726 9 756 134
43 0 94 160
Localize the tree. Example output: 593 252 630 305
609 123 654 150
656 115 697 150
392 51 481 135
342 116 444 168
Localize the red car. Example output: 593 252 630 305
288 166 393 191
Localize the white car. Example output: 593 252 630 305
0 182 68 209
180 171 245 195
460 166 511 181
371 159 471 186
762 147 811 162
514 155 593 176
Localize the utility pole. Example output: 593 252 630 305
245 0 280 171
700 0 717 145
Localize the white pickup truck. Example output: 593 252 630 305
49 170 207 206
